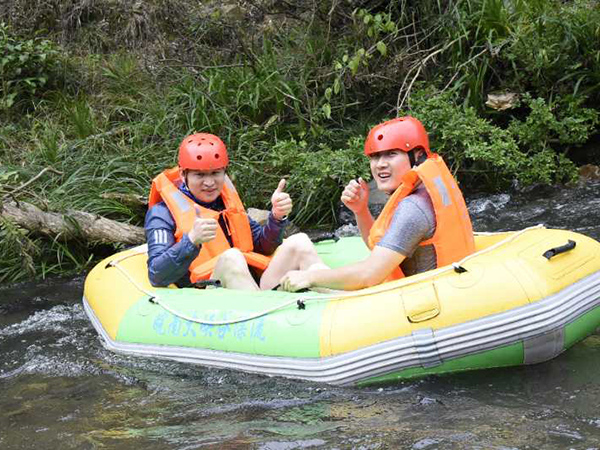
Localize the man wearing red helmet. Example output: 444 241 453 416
145 133 324 289
279 116 474 291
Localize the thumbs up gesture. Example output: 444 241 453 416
271 179 292 220
341 177 369 214
188 207 218 246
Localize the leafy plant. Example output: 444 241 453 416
0 22 60 110
505 0 600 98
409 89 585 189
321 7 399 121
0 217 39 283
508 94 599 153
231 135 370 227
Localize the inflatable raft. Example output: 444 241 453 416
83 226 600 386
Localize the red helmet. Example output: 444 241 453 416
178 133 229 170
364 116 431 156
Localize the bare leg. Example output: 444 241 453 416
212 248 260 291
259 233 328 290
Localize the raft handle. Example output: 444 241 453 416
452 263 468 274
543 240 576 260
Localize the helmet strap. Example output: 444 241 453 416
408 150 416 168
408 149 427 168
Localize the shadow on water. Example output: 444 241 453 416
1 181 600 449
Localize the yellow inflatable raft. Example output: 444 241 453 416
83 226 600 386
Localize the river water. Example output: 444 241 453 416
2 181 600 449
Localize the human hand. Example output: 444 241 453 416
341 177 369 214
271 179 292 220
188 208 218 246
279 270 311 292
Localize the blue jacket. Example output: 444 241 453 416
145 184 288 287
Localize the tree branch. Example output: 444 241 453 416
2 167 63 199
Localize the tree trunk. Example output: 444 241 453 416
0 200 145 245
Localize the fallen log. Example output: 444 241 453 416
0 200 300 246
1 200 145 245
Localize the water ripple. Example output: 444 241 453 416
0 304 85 338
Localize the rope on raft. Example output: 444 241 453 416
108 224 545 326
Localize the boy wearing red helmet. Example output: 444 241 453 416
279 117 474 292
146 133 324 290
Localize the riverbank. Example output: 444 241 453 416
1 0 599 283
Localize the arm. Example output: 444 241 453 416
280 191 435 291
250 178 291 255
250 213 287 255
281 245 406 291
341 177 373 246
354 208 375 246
145 204 200 287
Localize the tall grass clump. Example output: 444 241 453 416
414 0 600 107
0 216 101 284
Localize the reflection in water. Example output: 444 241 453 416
1 182 600 449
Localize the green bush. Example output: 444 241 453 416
508 94 599 153
409 90 596 189
231 135 370 227
0 22 60 110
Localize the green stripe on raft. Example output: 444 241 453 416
117 288 326 358
357 342 524 386
564 305 600 349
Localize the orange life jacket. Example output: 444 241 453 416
368 154 474 280
148 167 272 283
